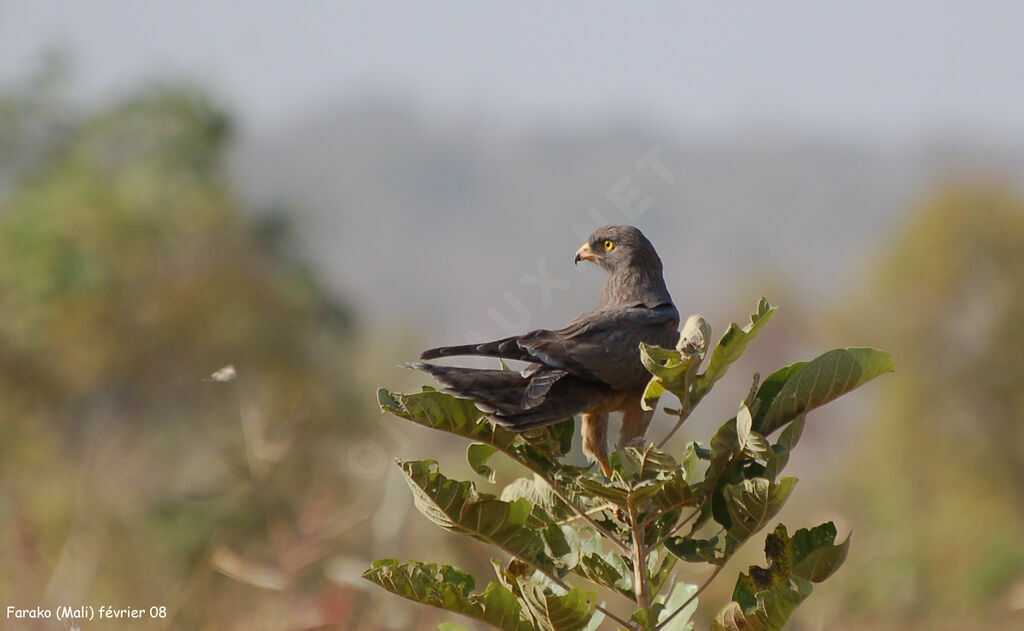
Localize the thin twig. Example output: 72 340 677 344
656 408 691 449
555 502 617 525
628 501 650 610
637 496 697 530
653 500 707 550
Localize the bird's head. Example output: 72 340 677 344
574 225 662 275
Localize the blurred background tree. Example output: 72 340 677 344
0 76 386 628
827 186 1024 630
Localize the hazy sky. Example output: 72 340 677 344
3 1 1024 139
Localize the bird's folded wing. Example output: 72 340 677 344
518 303 680 391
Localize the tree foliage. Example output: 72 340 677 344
370 299 891 629
0 82 365 623
834 184 1024 624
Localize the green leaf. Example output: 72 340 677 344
710 601 747 631
751 579 811 630
364 560 535 631
708 417 739 471
679 443 700 483
615 445 681 483
629 604 664 630
697 297 777 396
639 315 710 410
640 378 667 412
379 388 569 473
665 536 718 564
723 477 797 542
575 475 629 507
735 403 773 460
792 522 851 583
657 581 699 631
398 460 551 569
501 476 577 524
518 581 598 631
752 348 894 436
575 551 635 601
541 524 580 572
726 522 849 630
763 416 805 481
665 533 740 566
469 443 499 483
650 552 679 598
520 418 576 460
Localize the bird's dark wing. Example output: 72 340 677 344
408 362 602 426
419 303 679 392
517 303 680 391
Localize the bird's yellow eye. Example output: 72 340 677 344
602 240 615 251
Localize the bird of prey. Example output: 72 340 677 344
412 225 679 476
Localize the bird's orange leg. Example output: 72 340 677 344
618 402 655 450
581 412 611 477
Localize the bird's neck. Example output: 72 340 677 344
601 265 671 307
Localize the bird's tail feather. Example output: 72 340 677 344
408 363 532 416
419 336 533 362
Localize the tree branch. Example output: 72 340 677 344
629 500 650 611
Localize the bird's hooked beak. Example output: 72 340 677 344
575 242 597 264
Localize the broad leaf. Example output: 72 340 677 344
501 476 577 524
710 601 747 631
657 581 699 631
399 460 551 569
735 403 773 460
791 522 850 583
727 522 849 630
518 581 597 631
575 552 634 601
722 477 797 542
379 388 572 473
752 348 894 435
639 315 708 410
469 443 499 483
364 560 536 631
696 297 777 396
764 415 805 481
665 533 741 567
541 524 580 572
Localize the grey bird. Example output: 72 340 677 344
412 225 679 475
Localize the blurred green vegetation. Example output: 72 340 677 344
828 185 1024 630
0 73 385 627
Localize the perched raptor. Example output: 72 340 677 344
412 225 679 476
